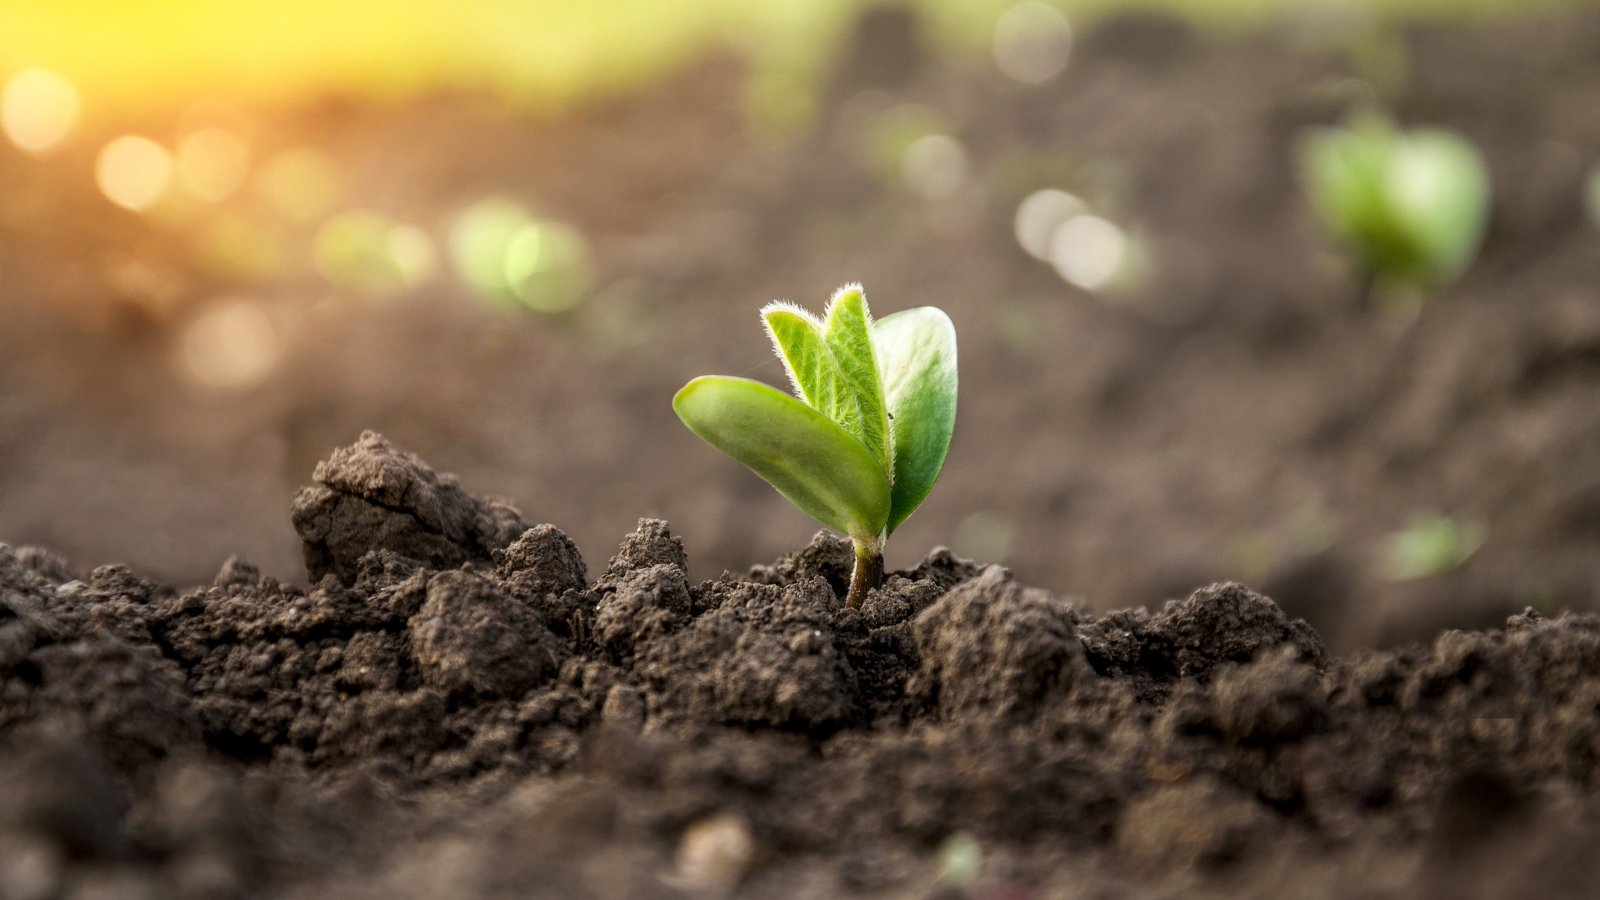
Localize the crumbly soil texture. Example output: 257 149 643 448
5 432 1600 899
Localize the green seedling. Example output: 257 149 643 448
1298 113 1489 298
673 285 957 609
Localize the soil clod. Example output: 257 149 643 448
291 431 527 584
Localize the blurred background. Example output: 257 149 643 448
2 0 1598 650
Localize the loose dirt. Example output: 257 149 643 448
4 433 1599 898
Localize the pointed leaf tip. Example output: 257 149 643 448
820 285 892 478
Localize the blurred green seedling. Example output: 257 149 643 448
673 285 958 608
1298 113 1489 300
1385 513 1482 581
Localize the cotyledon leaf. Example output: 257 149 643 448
820 285 893 480
873 307 957 534
673 375 891 542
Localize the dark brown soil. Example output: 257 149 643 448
4 432 1600 899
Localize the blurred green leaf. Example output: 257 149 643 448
1385 514 1482 580
1299 113 1489 293
1388 128 1491 284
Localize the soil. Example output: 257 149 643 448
4 431 1600 898
5 5 1600 897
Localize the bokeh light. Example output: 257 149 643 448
96 135 175 211
450 199 527 303
503 222 592 314
449 199 592 314
1013 188 1087 259
901 133 968 200
177 127 251 202
2 69 80 155
179 299 282 390
1049 213 1129 291
992 2 1074 85
312 211 435 296
863 103 948 179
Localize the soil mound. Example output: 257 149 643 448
4 432 1600 898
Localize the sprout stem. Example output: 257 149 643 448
846 537 884 609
